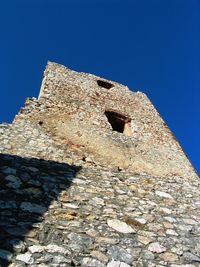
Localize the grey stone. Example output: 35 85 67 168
62 202 79 209
34 253 54 264
0 249 12 261
82 257 104 267
9 263 25 267
16 252 34 264
107 259 131 267
20 202 47 214
26 167 39 173
6 226 29 236
166 229 178 236
45 244 69 254
89 197 105 206
68 233 93 252
183 252 200 262
171 264 196 267
155 191 173 199
120 238 142 247
73 178 87 184
107 246 133 264
29 245 45 253
27 179 41 186
148 242 166 253
107 219 135 234
182 218 197 225
2 167 16 175
10 239 26 253
0 200 17 209
5 175 22 189
91 250 108 263
20 172 31 182
141 250 155 260
51 255 71 264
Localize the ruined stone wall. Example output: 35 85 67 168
0 62 196 179
0 62 200 267
0 102 79 166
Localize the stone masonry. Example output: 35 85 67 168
0 62 198 179
0 62 199 266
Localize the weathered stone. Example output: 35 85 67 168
134 217 146 225
5 175 22 189
90 250 109 263
120 237 142 247
107 246 133 264
62 203 79 209
29 245 45 253
51 254 70 264
81 257 104 267
45 244 69 254
107 260 131 267
20 202 47 214
148 242 166 253
16 252 34 264
97 237 119 244
163 222 174 229
107 219 136 234
164 217 177 223
68 233 93 252
9 263 25 267
141 250 155 260
166 229 178 236
171 265 196 267
155 191 174 199
159 252 179 262
182 218 197 225
183 252 200 262
128 184 138 192
160 207 172 214
137 235 153 245
90 196 105 206
53 210 79 220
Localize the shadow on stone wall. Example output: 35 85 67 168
0 153 81 267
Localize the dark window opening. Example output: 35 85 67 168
38 121 43 126
104 111 132 136
97 80 114 89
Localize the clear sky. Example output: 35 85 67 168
0 0 199 173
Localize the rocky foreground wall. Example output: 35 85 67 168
0 152 200 266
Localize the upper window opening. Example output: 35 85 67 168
104 111 132 136
97 80 114 89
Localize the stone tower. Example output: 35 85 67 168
0 62 198 179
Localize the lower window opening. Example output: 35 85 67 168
104 111 132 136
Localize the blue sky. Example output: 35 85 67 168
0 0 199 173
